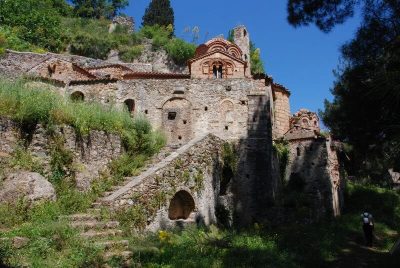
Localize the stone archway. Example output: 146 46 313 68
168 190 195 220
70 91 84 102
162 98 192 145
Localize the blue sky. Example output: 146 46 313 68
124 0 360 115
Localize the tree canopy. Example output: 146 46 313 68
72 0 129 19
0 0 63 52
142 0 174 30
287 0 400 180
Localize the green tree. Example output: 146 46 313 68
50 0 73 16
287 0 359 32
142 0 174 30
287 0 400 179
250 42 265 75
0 0 63 52
72 0 128 19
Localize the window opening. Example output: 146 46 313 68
168 112 177 120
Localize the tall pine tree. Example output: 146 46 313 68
142 0 174 28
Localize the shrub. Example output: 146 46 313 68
165 38 196 64
119 45 143 62
70 32 113 59
139 25 171 51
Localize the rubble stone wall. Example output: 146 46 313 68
0 117 122 190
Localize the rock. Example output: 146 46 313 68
0 172 56 204
12 236 30 249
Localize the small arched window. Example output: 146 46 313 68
212 63 223 79
70 91 84 102
296 147 301 156
124 99 135 114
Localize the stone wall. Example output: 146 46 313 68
273 89 291 138
101 134 224 230
66 78 269 145
0 51 152 80
284 137 343 218
0 117 122 190
109 16 135 33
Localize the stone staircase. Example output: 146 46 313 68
99 133 211 207
60 210 132 267
60 134 215 265
58 147 177 266
96 145 176 205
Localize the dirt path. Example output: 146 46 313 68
332 231 398 267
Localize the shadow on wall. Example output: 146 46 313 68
216 90 278 228
282 138 343 222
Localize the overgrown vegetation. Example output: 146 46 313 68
273 139 290 181
250 41 266 75
287 0 400 182
220 143 238 195
0 0 194 64
120 182 399 267
0 78 166 266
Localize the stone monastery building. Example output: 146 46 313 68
0 26 343 228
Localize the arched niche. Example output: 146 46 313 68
70 91 84 102
168 190 195 220
220 100 235 127
124 99 135 114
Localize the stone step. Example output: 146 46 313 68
95 240 129 251
87 208 101 214
102 191 113 197
60 213 99 222
80 229 123 239
110 185 122 191
102 250 132 261
70 220 120 231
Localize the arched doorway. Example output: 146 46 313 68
70 91 84 102
124 99 135 115
168 190 195 220
162 98 192 145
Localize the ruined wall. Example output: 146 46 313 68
231 93 276 226
233 26 251 77
284 138 343 218
273 89 291 138
0 118 122 190
0 51 152 80
101 134 224 230
67 78 267 145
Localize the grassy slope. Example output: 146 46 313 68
0 79 165 267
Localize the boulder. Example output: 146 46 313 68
0 172 56 203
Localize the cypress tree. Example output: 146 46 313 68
142 0 174 28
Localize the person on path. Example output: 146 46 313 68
361 211 374 247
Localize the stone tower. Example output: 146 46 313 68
233 25 251 77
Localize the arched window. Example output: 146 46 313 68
213 65 218 78
168 190 195 220
124 99 135 114
70 91 84 102
212 62 223 79
297 147 301 156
